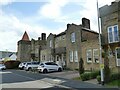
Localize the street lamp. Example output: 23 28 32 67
97 0 104 85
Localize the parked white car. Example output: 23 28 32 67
0 64 6 70
24 61 40 71
18 62 27 70
37 62 62 73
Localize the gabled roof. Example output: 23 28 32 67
22 31 30 41
55 31 66 37
82 27 99 34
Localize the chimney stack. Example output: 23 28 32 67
41 33 46 40
82 18 90 29
38 37 41 40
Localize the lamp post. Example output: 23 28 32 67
97 0 104 85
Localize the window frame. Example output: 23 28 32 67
69 51 73 62
86 49 92 63
108 25 119 43
115 47 120 66
71 32 75 43
74 50 78 62
49 40 52 48
93 49 99 63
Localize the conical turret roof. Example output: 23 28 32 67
22 31 30 41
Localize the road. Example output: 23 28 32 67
0 70 118 90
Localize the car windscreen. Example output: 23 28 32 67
27 63 31 65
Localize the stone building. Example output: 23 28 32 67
17 31 31 62
40 33 55 62
54 31 66 67
17 18 100 71
40 18 100 70
40 32 66 67
66 18 100 70
17 31 46 62
99 0 120 71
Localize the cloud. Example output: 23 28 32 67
38 0 69 19
0 10 66 51
0 0 15 6
0 0 115 52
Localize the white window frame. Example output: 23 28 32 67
115 47 120 66
108 25 119 43
71 32 75 43
93 49 99 63
86 49 92 63
74 50 78 62
70 51 73 62
50 40 52 48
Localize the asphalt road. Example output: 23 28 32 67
0 70 119 90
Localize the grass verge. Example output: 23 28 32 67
72 77 81 80
106 80 120 87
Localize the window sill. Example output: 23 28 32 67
87 61 92 64
109 41 119 44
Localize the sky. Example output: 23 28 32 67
0 0 115 52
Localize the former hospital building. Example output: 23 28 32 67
17 0 120 71
17 18 100 71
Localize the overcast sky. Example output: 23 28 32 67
0 0 115 52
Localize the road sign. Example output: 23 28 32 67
100 64 104 69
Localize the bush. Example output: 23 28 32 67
97 75 101 84
104 57 111 83
110 73 120 82
79 58 84 75
81 71 100 81
90 71 100 79
81 73 91 81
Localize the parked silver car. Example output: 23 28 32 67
37 62 62 73
0 64 6 70
18 62 27 70
24 61 40 71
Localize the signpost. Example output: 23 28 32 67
97 0 104 85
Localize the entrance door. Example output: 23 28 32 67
116 47 120 66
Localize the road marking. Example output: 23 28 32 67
0 71 12 74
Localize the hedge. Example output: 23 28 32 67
81 71 100 81
97 73 120 84
109 73 120 82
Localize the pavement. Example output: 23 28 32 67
44 70 80 79
44 70 98 85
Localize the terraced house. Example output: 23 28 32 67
99 0 120 72
17 18 100 71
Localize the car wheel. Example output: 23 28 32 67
28 67 32 71
21 66 24 70
43 69 47 73
58 68 62 72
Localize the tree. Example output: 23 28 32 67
104 55 110 83
79 58 84 75
102 49 110 83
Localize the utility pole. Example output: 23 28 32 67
97 0 104 85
